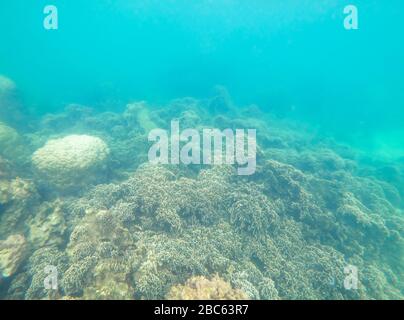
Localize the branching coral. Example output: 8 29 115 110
0 178 36 206
24 247 68 300
131 224 244 299
226 182 278 237
61 208 135 298
55 153 403 300
1 95 403 301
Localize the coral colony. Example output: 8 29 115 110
0 73 403 300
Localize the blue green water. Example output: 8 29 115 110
0 1 403 300
2 1 404 130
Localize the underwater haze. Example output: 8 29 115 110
0 0 403 300
2 1 404 149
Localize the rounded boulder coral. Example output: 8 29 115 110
32 135 109 190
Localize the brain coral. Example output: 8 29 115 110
32 135 109 189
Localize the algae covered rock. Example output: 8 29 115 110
0 234 27 278
166 275 249 300
24 246 69 300
82 262 134 300
124 101 158 133
32 134 110 190
0 178 36 206
27 200 67 248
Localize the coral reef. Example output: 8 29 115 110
0 88 402 300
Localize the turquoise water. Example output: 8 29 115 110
0 1 403 300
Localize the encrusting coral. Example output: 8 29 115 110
0 234 27 278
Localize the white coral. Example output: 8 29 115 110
32 135 110 189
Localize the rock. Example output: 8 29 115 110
27 200 67 248
0 234 27 278
0 178 36 206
